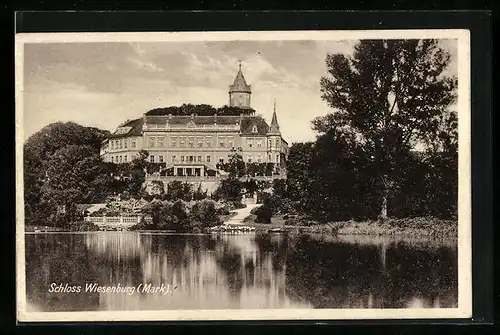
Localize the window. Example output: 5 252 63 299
150 155 155 163
181 156 185 162
197 156 202 162
247 139 253 148
148 137 156 148
159 155 164 163
228 137 234 148
157 137 164 148
257 139 263 148
124 141 128 149
111 156 114 163
124 155 128 162
188 137 194 148
189 156 194 162
247 155 252 163
119 155 123 163
111 141 114 150
252 125 258 133
171 137 177 147
206 155 211 163
172 155 176 162
276 154 279 163
180 137 186 148
131 140 136 148
268 139 272 147
197 137 203 148
257 154 262 163
219 157 224 163
206 137 212 147
219 139 225 148
268 154 272 162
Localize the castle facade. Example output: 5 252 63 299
100 65 288 179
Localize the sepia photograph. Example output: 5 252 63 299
15 30 471 321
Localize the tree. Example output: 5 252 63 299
189 199 220 229
192 184 208 200
213 178 243 203
318 39 457 219
166 181 193 201
24 122 110 224
285 142 314 209
226 147 246 177
41 145 107 205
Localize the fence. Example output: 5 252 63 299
84 216 141 228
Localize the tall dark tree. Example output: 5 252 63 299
226 147 246 177
24 122 110 225
285 142 314 209
317 39 457 219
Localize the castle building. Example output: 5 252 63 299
101 65 288 179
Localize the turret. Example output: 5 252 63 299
229 62 252 108
267 99 282 166
267 99 280 135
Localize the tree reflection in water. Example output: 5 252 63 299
25 232 457 311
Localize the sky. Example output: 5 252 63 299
22 38 457 144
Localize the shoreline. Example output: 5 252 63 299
23 208 457 240
241 214 458 239
24 217 458 240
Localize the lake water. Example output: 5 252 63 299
25 232 457 311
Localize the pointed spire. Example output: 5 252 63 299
269 99 280 134
229 62 251 93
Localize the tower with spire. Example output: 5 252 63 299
229 62 252 109
267 99 283 167
268 99 280 134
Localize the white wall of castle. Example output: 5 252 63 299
102 130 287 165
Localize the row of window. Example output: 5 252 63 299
111 155 129 163
146 154 280 164
110 139 137 150
110 136 282 151
149 155 212 164
147 136 236 149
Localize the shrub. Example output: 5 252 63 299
216 207 231 215
192 185 208 200
69 220 100 231
166 181 193 201
254 206 272 224
190 199 221 229
129 217 152 231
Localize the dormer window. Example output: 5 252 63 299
252 125 258 133
114 126 132 135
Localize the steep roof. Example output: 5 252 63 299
229 65 251 94
108 118 143 139
267 101 280 134
143 114 270 136
240 116 269 135
144 115 242 125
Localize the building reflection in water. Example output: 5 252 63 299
82 233 309 310
25 232 457 311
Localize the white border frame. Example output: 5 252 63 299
15 29 471 322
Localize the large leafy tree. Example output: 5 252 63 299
24 122 110 225
40 145 107 206
317 39 457 219
285 142 314 208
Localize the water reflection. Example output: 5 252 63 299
25 233 457 311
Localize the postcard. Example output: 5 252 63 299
16 29 471 322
